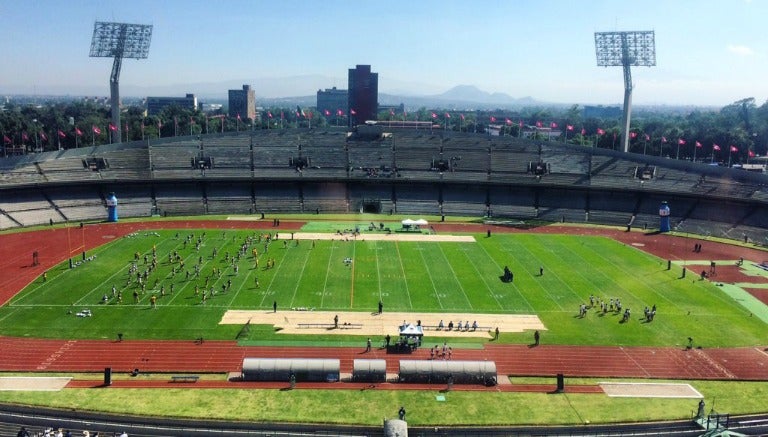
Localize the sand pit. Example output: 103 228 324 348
599 382 703 398
220 310 544 338
290 232 475 243
0 377 72 391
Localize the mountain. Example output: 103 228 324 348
432 85 537 106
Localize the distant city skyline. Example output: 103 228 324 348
0 0 766 106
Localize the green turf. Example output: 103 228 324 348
1 229 766 347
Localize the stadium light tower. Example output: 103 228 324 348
594 31 655 153
89 21 153 144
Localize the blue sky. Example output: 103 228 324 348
0 0 766 106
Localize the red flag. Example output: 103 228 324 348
445 112 451 119
92 126 101 135
337 109 344 116
519 121 523 127
268 111 274 118
157 120 163 129
390 109 395 116
535 121 542 128
490 116 497 123
662 136 668 143
350 109 357 115
237 113 241 121
124 122 129 133
645 134 650 141
109 123 117 132
75 127 83 137
460 114 465 121
713 144 721 151
749 150 755 157
431 112 437 119
695 141 702 148
581 128 586 135
567 125 574 131
550 122 558 128
323 109 330 116
730 145 738 152
630 132 637 139
678 138 686 145
40 131 48 142
505 118 512 125
22 132 29 142
2 135 10 144
58 130 66 139
190 117 195 125
597 128 605 135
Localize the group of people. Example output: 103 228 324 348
580 295 657 324
436 319 478 332
429 342 453 360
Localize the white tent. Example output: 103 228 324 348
401 219 416 226
414 219 428 226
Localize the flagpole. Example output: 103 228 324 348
693 145 697 163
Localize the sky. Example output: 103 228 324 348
0 0 767 106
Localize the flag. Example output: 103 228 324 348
630 132 637 139
390 109 395 116
350 109 356 115
730 145 738 152
519 121 523 127
295 111 300 117
2 135 10 144
749 150 755 158
92 126 101 135
109 123 117 132
460 114 465 121
280 111 284 119
490 116 497 123
75 127 83 137
567 125 574 131
505 118 512 125
337 109 344 116
661 136 668 143
536 121 542 128
597 128 605 135
157 120 163 129
645 134 650 141
236 113 241 121
678 139 686 145
297 106 306 117
58 130 66 139
713 144 721 151
550 122 557 128
695 141 702 148
268 111 274 118
22 132 29 142
124 122 129 133
431 112 437 119
581 128 586 135
445 112 451 118
40 131 48 142
323 109 330 116
190 117 195 125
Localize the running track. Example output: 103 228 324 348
0 220 767 383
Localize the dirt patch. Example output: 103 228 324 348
0 376 71 391
599 382 702 398
221 310 544 338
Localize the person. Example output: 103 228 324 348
534 330 540 346
334 314 339 328
273 300 277 313
17 426 30 437
43 271 48 282
150 294 157 309
494 327 499 340
697 399 706 418
539 266 544 276
366 337 371 352
385 334 391 347
378 300 383 314
398 406 406 421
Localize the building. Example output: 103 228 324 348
146 94 197 116
228 85 256 121
317 87 348 117
348 65 378 127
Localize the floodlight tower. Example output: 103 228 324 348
594 31 655 153
89 21 153 143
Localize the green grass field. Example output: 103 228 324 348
2 225 765 347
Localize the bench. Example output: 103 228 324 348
421 324 490 332
171 375 200 383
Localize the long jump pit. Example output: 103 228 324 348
221 310 544 338
0 377 71 391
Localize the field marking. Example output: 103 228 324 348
599 382 702 398
319 241 336 309
287 242 313 310
436 243 473 309
416 242 444 309
374 241 383 304
475 240 535 313
349 240 356 307
394 242 414 309
459 245 505 311
510 241 567 311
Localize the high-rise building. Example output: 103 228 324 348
348 65 378 127
228 85 256 121
146 94 197 116
317 87 348 117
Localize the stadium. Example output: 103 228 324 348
1 125 768 436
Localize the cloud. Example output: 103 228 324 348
727 44 754 56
